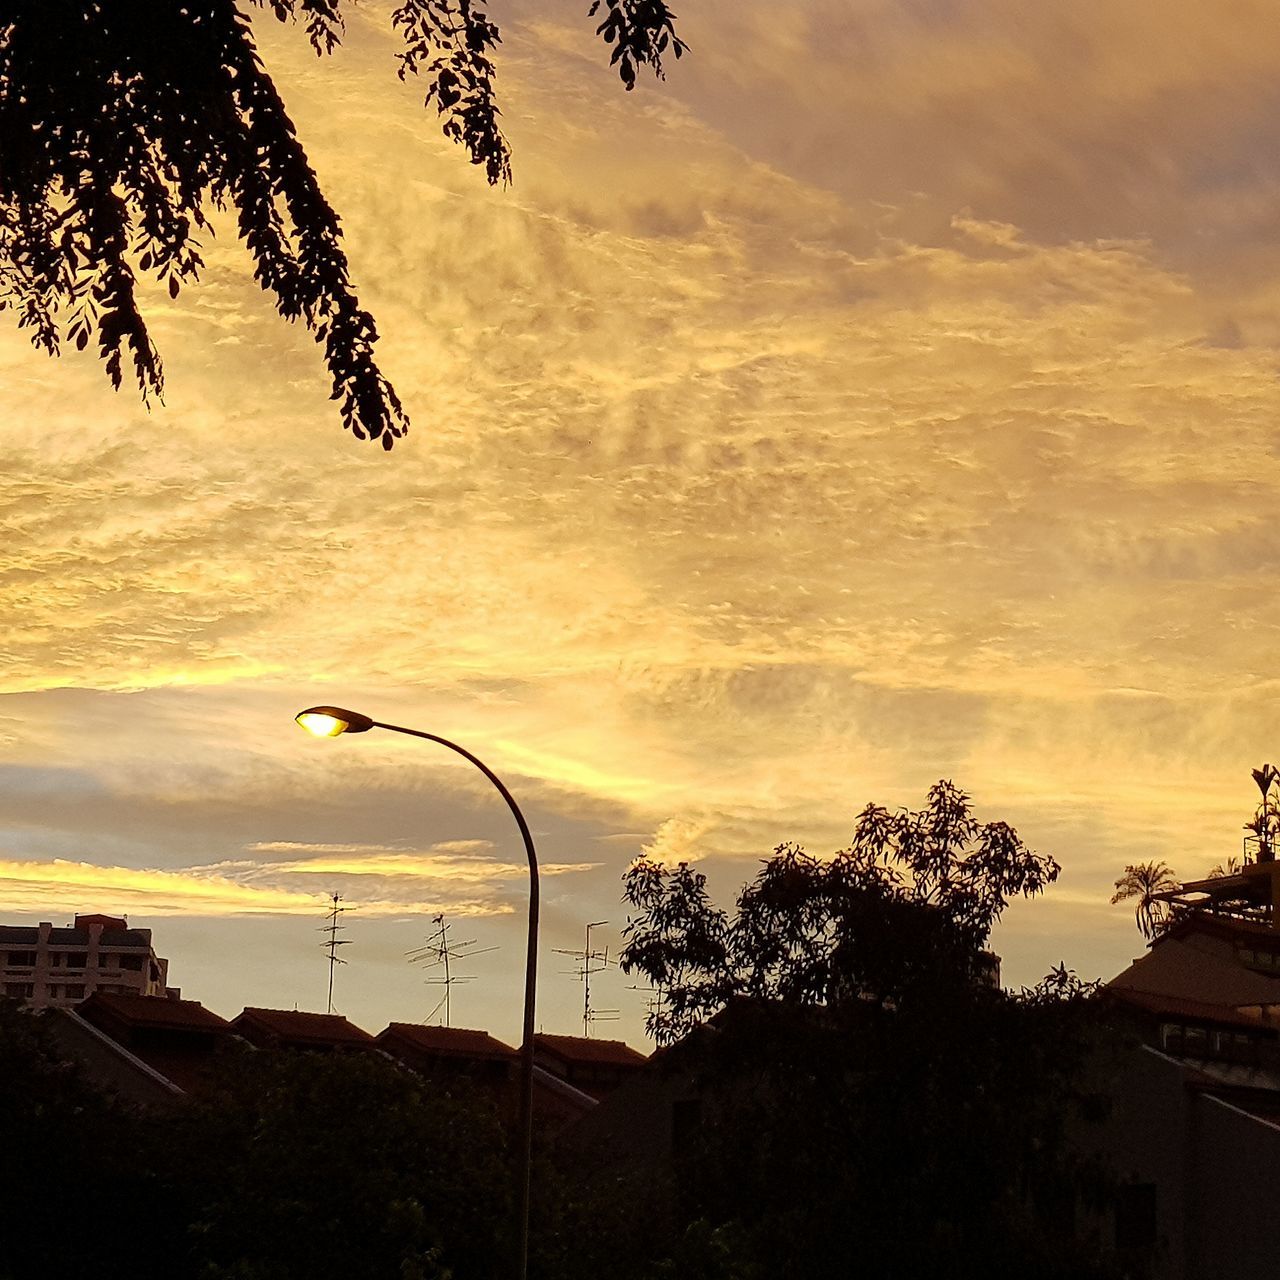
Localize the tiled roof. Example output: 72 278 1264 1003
533 1033 647 1067
1159 913 1280 944
378 1023 514 1059
233 1007 375 1046
1109 936 1280 1007
78 990 230 1032
0 925 38 944
1105 986 1269 1030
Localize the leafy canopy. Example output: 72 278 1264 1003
620 779 1062 1044
0 0 687 448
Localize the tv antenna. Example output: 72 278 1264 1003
319 892 353 1014
626 981 665 1040
555 920 619 1037
405 913 497 1027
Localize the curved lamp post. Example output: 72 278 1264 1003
295 705 539 1280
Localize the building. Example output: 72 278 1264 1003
44 990 233 1103
531 1033 648 1101
1092 815 1280 1280
0 914 176 1008
375 1023 633 1132
230 1006 376 1051
377 1022 515 1089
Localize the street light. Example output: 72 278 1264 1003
295 704 539 1280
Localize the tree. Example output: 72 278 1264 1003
1244 762 1280 860
0 1004 512 1280
0 1 686 448
620 779 1061 1044
600 785 1123 1279
0 1000 187 1280
1110 860 1178 941
171 1044 509 1279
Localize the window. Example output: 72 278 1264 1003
119 954 144 971
63 984 84 1000
3 982 33 998
4 951 37 968
64 952 87 969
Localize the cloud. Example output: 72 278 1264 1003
0 857 349 917
0 853 533 919
3 0 1280 1015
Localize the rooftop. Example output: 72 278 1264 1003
1105 986 1271 1031
1110 932 1280 1009
533 1033 648 1067
78 990 231 1033
0 923 154 948
232 1007 375 1047
378 1023 515 1060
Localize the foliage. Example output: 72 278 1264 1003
601 784 1126 1276
171 1045 508 1279
0 1000 186 1280
1110 860 1178 941
641 1220 762 1280
0 1005 509 1280
621 779 1061 1044
540 965 1120 1280
601 784 1124 1277
1244 761 1280 860
645 984 1120 1280
0 1 686 447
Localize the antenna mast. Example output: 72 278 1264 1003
554 921 619 1037
626 980 664 1039
406 913 497 1026
319 892 353 1014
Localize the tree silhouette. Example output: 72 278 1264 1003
621 780 1061 1044
1110 860 1179 940
604 788 1124 1280
0 1 686 448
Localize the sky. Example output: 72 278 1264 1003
4 0 1280 1048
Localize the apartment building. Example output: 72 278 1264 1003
0 913 176 1008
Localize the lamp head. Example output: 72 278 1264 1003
295 706 375 737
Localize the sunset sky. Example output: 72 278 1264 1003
4 0 1280 1047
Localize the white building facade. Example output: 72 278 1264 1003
0 914 176 1008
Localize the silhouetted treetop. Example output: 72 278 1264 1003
621 780 1061 1044
0 1 687 448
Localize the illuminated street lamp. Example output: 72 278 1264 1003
295 704 539 1280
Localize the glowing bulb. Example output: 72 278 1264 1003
294 705 375 736
296 712 348 737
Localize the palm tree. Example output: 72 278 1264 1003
1111 861 1179 940
1208 855 1242 879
